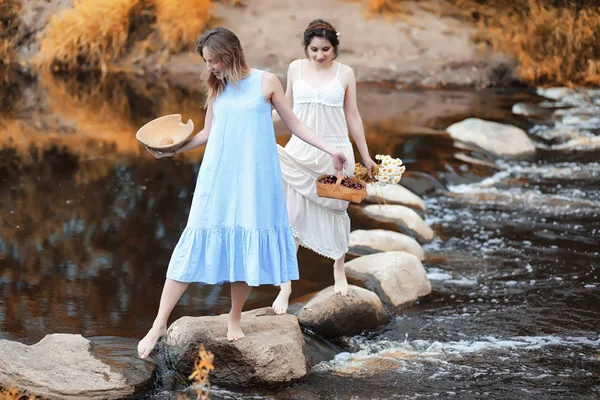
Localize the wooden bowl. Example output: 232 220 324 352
316 175 367 204
136 114 194 152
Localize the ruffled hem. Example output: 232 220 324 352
166 225 299 286
292 227 347 260
285 185 350 260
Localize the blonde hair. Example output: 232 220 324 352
196 27 249 108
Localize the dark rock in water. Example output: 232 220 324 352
400 171 447 196
297 285 390 339
301 329 344 366
161 308 309 389
0 334 155 400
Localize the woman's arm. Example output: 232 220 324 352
272 60 297 123
147 101 214 158
342 66 375 172
264 72 348 174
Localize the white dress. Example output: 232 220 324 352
277 60 356 260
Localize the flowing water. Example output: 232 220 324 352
0 71 598 399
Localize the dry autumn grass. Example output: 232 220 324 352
155 0 214 52
0 0 21 65
361 0 600 87
38 0 140 73
37 0 216 72
177 345 215 400
0 387 35 400
449 0 600 87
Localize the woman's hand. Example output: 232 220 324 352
332 151 348 176
363 156 378 177
146 147 175 159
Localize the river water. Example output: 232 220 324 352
0 72 598 399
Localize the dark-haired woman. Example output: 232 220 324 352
272 19 376 314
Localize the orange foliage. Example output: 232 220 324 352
177 345 215 400
356 0 600 87
450 0 600 87
0 0 21 65
155 0 215 52
0 386 35 400
38 0 140 73
37 0 217 72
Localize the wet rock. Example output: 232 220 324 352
445 190 600 214
349 229 425 261
447 118 536 159
537 87 573 101
297 285 390 338
364 183 427 212
162 308 309 388
345 252 432 308
398 171 447 196
511 102 553 120
361 204 434 244
553 136 600 150
0 334 154 400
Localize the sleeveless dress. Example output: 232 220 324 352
277 60 356 260
166 69 299 286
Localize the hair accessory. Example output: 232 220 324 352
336 32 341 37
306 22 336 33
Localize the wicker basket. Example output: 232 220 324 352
136 114 194 152
316 175 367 203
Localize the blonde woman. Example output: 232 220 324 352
137 27 347 358
272 19 376 314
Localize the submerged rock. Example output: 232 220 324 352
162 308 309 388
0 334 154 400
511 102 553 120
345 252 432 308
297 285 390 338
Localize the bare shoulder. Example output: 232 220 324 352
337 63 356 87
289 59 302 71
263 71 280 86
287 59 302 80
261 71 283 94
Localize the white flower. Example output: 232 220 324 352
373 153 406 186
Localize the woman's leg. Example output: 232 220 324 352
271 237 300 314
228 282 253 341
333 253 349 296
138 278 189 358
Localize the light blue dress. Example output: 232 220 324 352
166 69 299 286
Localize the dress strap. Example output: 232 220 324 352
335 62 342 79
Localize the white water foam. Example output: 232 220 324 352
316 335 600 374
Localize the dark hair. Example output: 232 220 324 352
303 19 339 59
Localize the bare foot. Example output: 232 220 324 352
271 286 291 315
334 263 349 296
138 325 166 359
227 312 245 342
